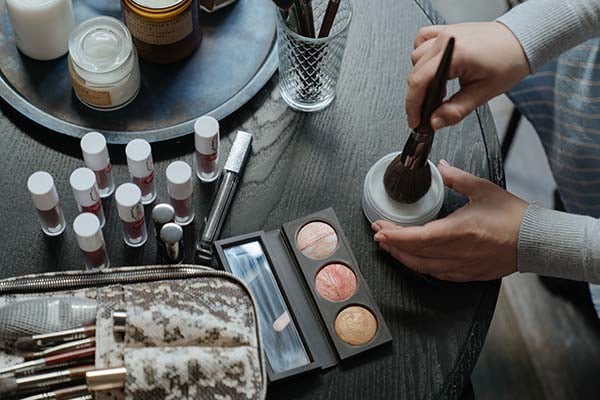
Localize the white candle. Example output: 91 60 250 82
5 0 75 61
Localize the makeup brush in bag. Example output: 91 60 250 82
383 37 455 203
0 297 96 350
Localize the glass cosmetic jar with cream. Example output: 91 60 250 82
362 152 444 226
121 0 202 64
68 17 141 111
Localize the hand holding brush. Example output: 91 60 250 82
383 37 455 203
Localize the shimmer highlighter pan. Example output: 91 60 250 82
215 208 392 382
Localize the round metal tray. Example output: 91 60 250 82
0 0 277 143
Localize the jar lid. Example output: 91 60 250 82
166 161 193 200
69 16 133 74
70 168 100 207
27 171 59 211
81 132 110 170
361 152 444 226
73 213 104 253
125 139 153 178
131 0 185 9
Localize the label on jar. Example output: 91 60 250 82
124 7 193 46
69 61 112 107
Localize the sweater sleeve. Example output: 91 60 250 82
496 0 600 72
518 204 600 283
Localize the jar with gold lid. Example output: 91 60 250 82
121 0 202 64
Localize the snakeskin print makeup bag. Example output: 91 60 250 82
0 265 267 400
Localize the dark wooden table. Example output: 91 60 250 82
0 0 502 398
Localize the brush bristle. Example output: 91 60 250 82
14 337 35 352
0 376 17 395
383 155 432 203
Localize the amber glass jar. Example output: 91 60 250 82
121 0 202 64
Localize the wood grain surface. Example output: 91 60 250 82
0 0 502 398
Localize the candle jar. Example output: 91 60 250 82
5 0 75 61
27 171 67 236
126 139 156 205
166 161 194 226
121 0 202 64
80 132 115 198
68 17 141 111
194 116 220 183
70 167 106 228
73 213 110 269
115 183 148 247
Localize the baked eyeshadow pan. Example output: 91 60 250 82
296 222 338 260
334 306 378 346
315 263 357 302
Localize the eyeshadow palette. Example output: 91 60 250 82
214 208 392 382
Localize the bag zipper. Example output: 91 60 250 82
0 265 268 400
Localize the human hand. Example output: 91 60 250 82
372 160 528 282
407 22 530 131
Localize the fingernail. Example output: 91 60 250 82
432 117 445 130
439 159 450 167
374 233 386 242
371 222 381 232
380 243 390 252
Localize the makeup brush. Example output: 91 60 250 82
383 37 455 203
272 0 302 35
23 338 95 360
296 0 316 37
18 384 89 400
15 325 95 351
0 298 96 350
0 365 94 396
0 347 95 376
318 0 341 38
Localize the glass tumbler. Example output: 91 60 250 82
276 0 352 112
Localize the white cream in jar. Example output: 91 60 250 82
68 16 141 111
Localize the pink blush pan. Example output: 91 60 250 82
315 263 358 302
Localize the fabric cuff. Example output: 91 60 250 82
497 0 584 72
518 204 585 281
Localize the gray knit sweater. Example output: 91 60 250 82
496 0 600 284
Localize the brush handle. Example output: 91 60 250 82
416 37 455 134
296 0 315 38
318 0 341 38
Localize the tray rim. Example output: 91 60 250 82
0 33 278 145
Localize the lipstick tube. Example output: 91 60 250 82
80 132 114 198
70 167 105 228
126 139 156 205
115 183 148 247
195 131 253 264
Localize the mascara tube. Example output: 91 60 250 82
195 131 253 265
